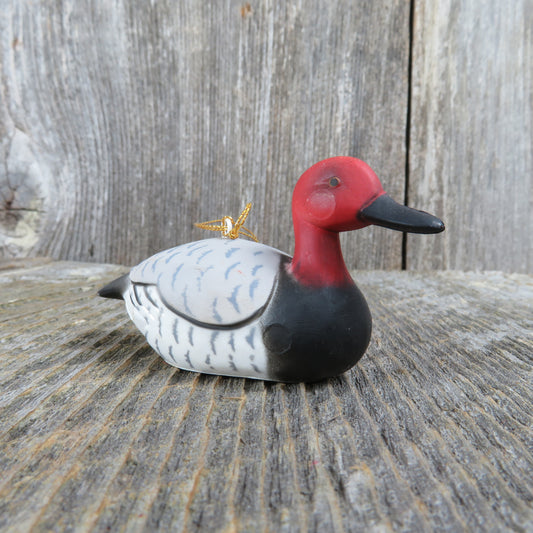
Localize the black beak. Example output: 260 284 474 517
359 194 445 234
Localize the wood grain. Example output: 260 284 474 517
0 262 532 531
1 1 531 273
0 0 410 270
408 0 533 273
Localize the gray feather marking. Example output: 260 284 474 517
227 285 241 313
171 263 184 290
181 286 193 316
212 298 223 323
172 319 179 343
184 350 194 368
225 247 239 258
249 279 259 299
210 331 219 354
187 243 208 255
245 327 255 349
165 250 183 264
225 262 240 280
196 249 213 263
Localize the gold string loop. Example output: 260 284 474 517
194 203 259 242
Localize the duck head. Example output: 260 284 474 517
290 156 444 286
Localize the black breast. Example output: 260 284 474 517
261 264 372 383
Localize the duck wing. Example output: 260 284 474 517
130 238 286 326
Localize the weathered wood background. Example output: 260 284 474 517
1 261 532 531
0 0 531 272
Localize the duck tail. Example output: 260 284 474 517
98 273 130 300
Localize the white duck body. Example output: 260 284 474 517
122 237 287 380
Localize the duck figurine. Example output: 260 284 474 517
99 157 444 383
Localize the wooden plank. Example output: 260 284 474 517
0 262 532 531
0 0 410 270
408 0 533 273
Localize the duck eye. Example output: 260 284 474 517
329 177 340 188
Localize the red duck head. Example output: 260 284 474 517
292 156 444 234
290 157 444 286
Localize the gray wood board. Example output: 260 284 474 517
408 1 533 273
0 261 532 532
0 0 410 270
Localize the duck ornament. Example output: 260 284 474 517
99 157 444 383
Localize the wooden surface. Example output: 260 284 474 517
1 1 530 274
1 260 532 532
0 0 409 270
408 1 533 273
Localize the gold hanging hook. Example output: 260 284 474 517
194 203 259 242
